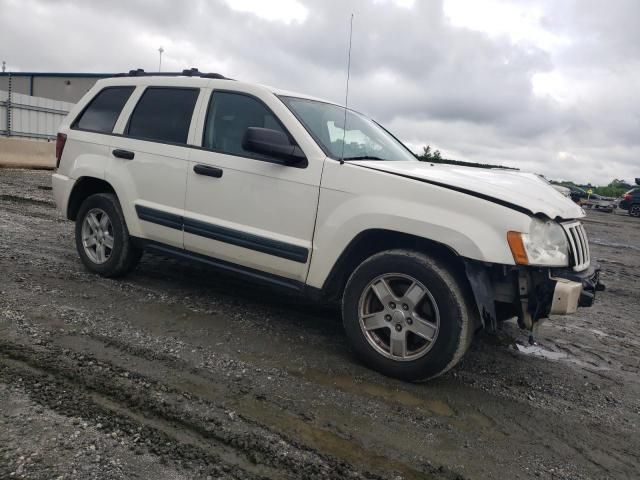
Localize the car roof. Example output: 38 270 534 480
95 75 342 107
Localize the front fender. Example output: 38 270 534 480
306 161 532 289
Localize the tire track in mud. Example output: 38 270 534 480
0 338 460 480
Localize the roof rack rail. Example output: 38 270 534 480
181 68 227 79
110 68 231 79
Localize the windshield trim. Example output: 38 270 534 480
277 95 418 162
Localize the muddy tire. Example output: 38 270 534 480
75 193 142 278
630 204 640 217
342 249 474 381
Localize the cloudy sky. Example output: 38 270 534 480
1 0 638 184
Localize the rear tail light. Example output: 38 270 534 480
624 193 632 201
55 133 67 169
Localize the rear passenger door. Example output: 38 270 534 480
107 86 201 249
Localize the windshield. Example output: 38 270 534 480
280 96 417 162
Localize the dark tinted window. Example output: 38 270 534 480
203 91 286 156
74 87 134 133
127 87 198 144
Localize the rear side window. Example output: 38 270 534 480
74 87 134 133
126 87 198 144
203 91 286 156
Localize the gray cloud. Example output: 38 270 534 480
1 0 638 184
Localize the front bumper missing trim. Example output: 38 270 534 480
551 263 604 312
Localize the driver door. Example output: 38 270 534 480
184 89 322 283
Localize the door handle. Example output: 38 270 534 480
193 164 223 178
112 149 135 160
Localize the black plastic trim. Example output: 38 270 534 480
134 205 309 263
112 149 135 160
183 217 309 263
135 205 183 231
193 164 223 178
139 239 304 292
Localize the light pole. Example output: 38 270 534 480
158 47 164 72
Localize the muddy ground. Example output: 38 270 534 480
1 168 639 480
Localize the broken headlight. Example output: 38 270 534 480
508 219 569 267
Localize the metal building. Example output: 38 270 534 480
0 72 113 103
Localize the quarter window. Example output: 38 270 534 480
203 91 286 156
74 87 134 133
127 87 198 144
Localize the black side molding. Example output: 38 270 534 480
135 205 183 230
183 217 309 263
134 205 309 263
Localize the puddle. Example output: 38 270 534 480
292 368 455 417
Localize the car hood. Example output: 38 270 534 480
350 160 585 220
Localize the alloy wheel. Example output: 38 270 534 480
358 273 440 362
81 208 114 264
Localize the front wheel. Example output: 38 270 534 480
75 193 142 277
342 250 474 381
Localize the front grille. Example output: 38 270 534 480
562 221 590 271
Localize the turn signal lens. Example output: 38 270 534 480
507 231 529 265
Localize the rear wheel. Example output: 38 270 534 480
630 204 640 217
75 193 142 277
342 249 474 381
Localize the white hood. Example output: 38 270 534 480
351 161 585 220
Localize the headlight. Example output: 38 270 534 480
507 219 569 266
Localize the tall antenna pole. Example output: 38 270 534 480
340 14 354 165
158 47 164 72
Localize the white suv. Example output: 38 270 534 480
52 69 603 381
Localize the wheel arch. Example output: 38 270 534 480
319 229 466 303
67 176 116 221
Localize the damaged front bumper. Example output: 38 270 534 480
464 260 605 333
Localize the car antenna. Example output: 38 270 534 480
339 13 354 165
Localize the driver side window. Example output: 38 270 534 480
202 91 286 157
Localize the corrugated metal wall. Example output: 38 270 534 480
0 89 74 140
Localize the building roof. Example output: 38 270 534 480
0 72 115 78
0 72 190 78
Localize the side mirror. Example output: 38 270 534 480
242 127 306 166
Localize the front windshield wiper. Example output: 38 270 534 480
341 155 385 161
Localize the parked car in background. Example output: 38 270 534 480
569 186 615 212
619 187 640 217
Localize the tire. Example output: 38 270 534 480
630 204 640 217
342 249 474 381
75 193 142 278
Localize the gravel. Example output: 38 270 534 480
1 168 639 479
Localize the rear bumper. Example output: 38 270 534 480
51 173 74 218
549 263 604 313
